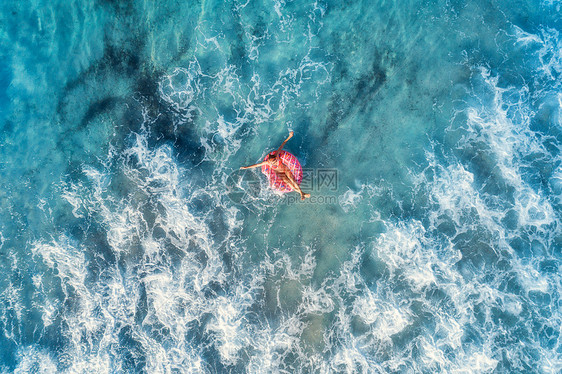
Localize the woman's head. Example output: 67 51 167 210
267 153 279 165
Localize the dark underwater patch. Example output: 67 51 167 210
314 55 388 156
96 0 134 15
54 13 204 170
0 58 11 119
80 97 123 129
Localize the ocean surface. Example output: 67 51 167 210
0 0 561 372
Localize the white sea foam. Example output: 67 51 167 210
347 72 561 368
301 284 334 314
30 236 127 373
455 67 558 239
353 292 410 338
374 221 438 291
391 26 562 371
12 346 58 374
246 315 305 373
0 282 23 343
339 187 363 213
339 183 384 215
55 127 281 371
514 26 561 82
158 61 203 123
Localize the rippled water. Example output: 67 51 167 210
0 0 560 372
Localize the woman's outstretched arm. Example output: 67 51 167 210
240 160 268 170
273 131 294 157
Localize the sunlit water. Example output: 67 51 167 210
0 0 561 372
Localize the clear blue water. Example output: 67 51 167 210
0 0 561 372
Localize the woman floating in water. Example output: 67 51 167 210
241 131 311 200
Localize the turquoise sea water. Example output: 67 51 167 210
0 0 561 372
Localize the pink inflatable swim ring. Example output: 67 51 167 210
261 151 303 193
